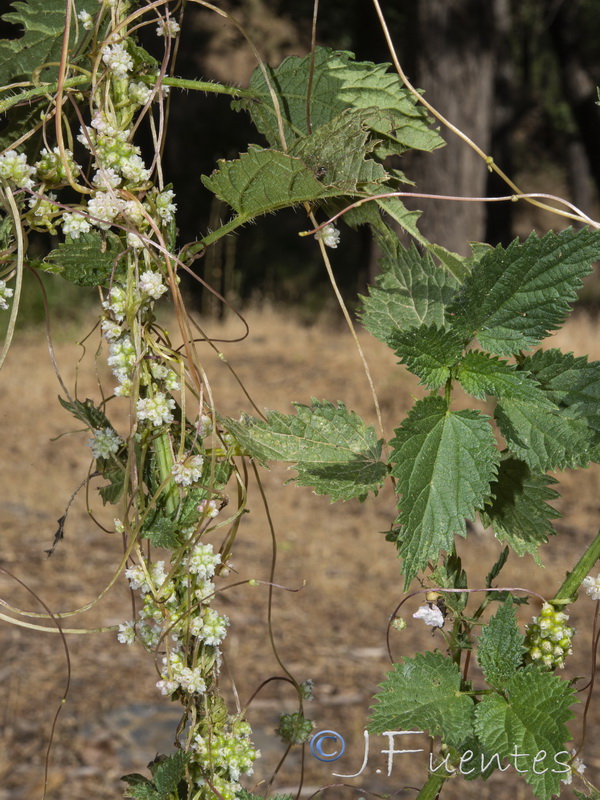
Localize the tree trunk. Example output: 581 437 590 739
406 0 497 255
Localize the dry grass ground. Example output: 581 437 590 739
0 305 599 800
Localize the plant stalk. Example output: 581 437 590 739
552 529 600 605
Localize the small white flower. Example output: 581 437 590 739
583 573 600 601
127 231 146 249
78 9 94 30
62 211 91 238
101 319 122 341
136 392 176 426
156 189 177 223
120 153 151 184
139 270 167 299
117 621 136 645
88 427 123 459
0 149 36 189
128 81 153 106
88 191 122 230
187 541 221 578
200 607 229 646
102 42 133 78
156 18 181 37
28 192 58 220
0 280 14 310
93 167 122 189
196 414 212 438
198 499 220 519
413 604 444 628
172 454 204 486
315 223 341 249
562 749 586 785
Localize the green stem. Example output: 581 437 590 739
416 770 447 800
0 75 257 115
551 529 600 606
141 75 257 98
153 430 179 517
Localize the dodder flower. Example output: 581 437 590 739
583 573 600 600
413 604 444 628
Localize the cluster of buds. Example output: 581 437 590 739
525 602 574 670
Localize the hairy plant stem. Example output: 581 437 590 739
552 529 600 606
416 769 447 800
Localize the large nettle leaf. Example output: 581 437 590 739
359 236 460 344
389 323 464 390
523 348 600 435
481 455 560 559
495 396 592 472
43 231 126 287
225 400 387 502
234 47 444 155
477 598 526 688
202 147 332 219
474 665 577 800
456 350 557 405
369 651 475 749
389 396 499 586
288 108 388 192
0 0 98 85
203 107 405 225
448 228 600 356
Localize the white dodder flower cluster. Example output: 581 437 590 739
88 427 123 459
0 281 14 310
583 573 600 600
413 604 444 628
315 223 341 249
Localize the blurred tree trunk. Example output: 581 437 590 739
407 0 498 255
548 0 600 219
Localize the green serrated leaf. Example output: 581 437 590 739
202 146 332 219
225 400 387 502
481 455 560 558
58 395 112 430
369 651 475 749
474 664 577 800
524 348 600 435
495 397 592 472
96 463 125 505
457 350 557 405
477 598 526 687
390 396 499 586
153 751 189 796
485 546 509 587
44 231 125 287
0 0 98 85
288 108 389 192
359 237 460 345
429 553 468 613
235 47 443 155
427 243 472 283
122 773 159 800
448 229 600 356
343 195 427 248
238 791 293 800
389 324 464 389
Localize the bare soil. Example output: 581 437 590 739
0 306 599 800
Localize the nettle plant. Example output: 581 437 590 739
1 1 600 799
